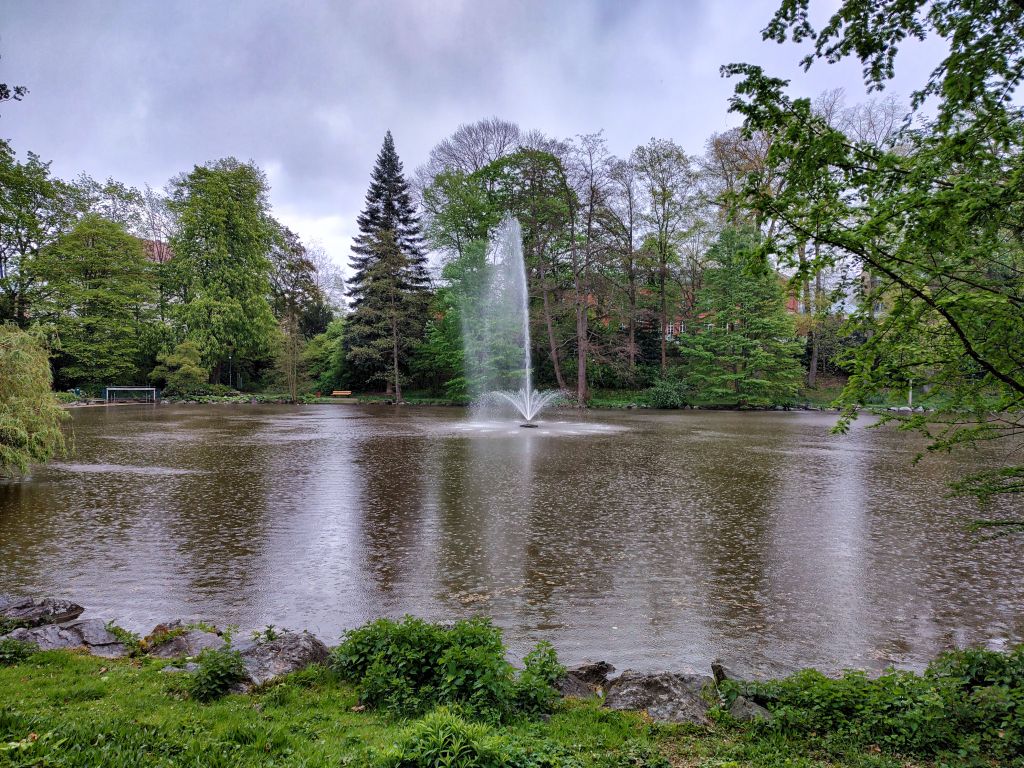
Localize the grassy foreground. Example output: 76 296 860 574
0 649 1006 768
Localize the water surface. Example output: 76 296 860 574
1 404 1021 675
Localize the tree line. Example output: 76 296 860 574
2 0 1022 505
0 144 343 398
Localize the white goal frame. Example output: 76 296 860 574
105 386 158 404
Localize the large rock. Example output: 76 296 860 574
148 629 225 659
728 695 774 723
604 670 714 725
3 618 127 658
0 596 84 628
555 672 597 698
234 631 329 689
555 660 616 699
568 660 615 688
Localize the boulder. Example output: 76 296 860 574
0 596 84 628
234 631 329 689
568 660 615 688
160 662 200 674
148 629 225 659
3 618 127 658
729 695 773 723
555 672 597 698
555 660 615 698
711 660 742 686
604 670 714 725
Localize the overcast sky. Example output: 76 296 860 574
1 0 941 269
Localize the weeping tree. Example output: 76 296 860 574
0 325 65 475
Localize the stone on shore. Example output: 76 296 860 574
148 629 225 659
728 695 774 723
555 660 616 698
604 670 714 725
0 596 84 628
3 618 127 658
233 631 329 690
569 660 616 687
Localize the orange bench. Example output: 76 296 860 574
330 390 352 397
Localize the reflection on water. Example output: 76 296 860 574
1 404 1021 674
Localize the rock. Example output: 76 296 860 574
234 631 329 689
160 662 200 674
3 618 127 658
711 660 743 686
148 629 225 659
0 596 84 628
568 660 615 688
555 673 596 698
729 695 773 723
604 670 714 725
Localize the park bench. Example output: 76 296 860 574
330 390 352 397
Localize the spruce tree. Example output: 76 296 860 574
677 227 804 406
345 132 430 396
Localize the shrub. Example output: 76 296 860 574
187 646 247 702
0 637 34 666
723 645 1024 761
372 708 505 768
329 617 562 720
644 377 690 409
514 642 565 715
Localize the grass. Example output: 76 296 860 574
0 651 951 768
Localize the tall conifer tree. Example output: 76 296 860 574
345 132 430 397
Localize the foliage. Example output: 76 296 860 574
723 644 1024 762
104 623 144 657
725 0 1024 500
187 646 247 702
34 214 156 389
303 317 346 393
0 651 679 768
675 228 803 406
345 132 430 395
345 229 429 399
645 377 691 409
329 616 562 721
168 158 278 383
0 638 33 666
149 340 209 396
0 324 66 474
0 139 78 328
370 708 507 768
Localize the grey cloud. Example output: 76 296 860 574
1 0 942 264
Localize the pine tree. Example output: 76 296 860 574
345 132 430 396
677 227 804 406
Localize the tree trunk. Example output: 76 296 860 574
392 315 402 403
576 276 588 405
659 259 668 375
539 259 567 390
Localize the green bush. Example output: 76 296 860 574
329 617 563 720
722 645 1024 761
644 378 690 409
0 638 34 666
372 708 506 768
187 646 247 702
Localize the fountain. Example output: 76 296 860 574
462 217 562 425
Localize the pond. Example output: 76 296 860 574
1 404 1021 676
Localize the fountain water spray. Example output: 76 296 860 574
462 217 562 424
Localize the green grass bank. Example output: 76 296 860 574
1 616 1021 768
